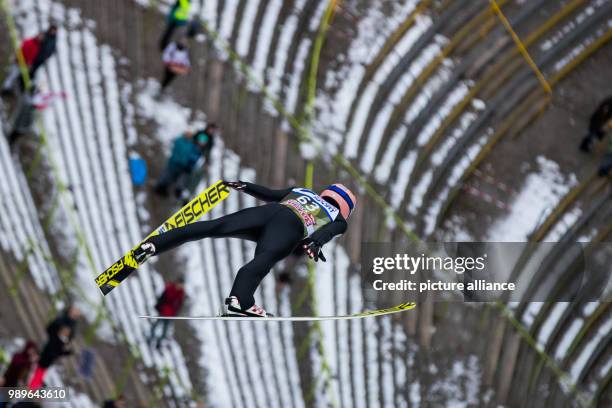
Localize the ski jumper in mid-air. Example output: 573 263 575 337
134 181 357 317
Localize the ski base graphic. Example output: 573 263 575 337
95 180 230 295
139 302 416 321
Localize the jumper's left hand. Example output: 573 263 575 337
303 240 326 262
223 180 247 191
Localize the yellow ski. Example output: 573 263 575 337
96 180 230 295
139 302 417 321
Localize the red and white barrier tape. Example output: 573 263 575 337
462 184 512 211
473 168 517 196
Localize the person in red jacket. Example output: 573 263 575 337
1 32 43 95
2 26 57 95
2 341 39 388
20 35 43 67
148 277 185 349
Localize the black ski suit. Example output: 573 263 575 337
148 183 347 309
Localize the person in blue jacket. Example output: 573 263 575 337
154 127 214 197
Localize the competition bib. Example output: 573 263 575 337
281 188 339 237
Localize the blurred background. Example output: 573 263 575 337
0 0 610 406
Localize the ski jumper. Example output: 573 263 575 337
148 183 347 309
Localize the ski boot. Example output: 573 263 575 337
222 296 273 317
133 242 156 264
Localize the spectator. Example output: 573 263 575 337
29 325 73 389
1 31 44 95
580 96 612 152
178 123 218 202
102 394 126 408
47 305 81 341
154 127 214 198
3 25 58 94
29 25 58 81
2 341 39 388
7 84 65 145
194 124 216 166
160 38 190 91
148 278 185 349
159 0 192 51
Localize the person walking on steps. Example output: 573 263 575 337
178 123 218 203
27 305 80 389
192 125 216 171
148 277 185 349
2 341 39 388
47 305 81 340
2 30 44 95
29 26 58 81
2 25 58 95
153 127 214 197
580 95 612 153
159 0 191 51
133 181 357 317
28 325 73 389
160 38 190 91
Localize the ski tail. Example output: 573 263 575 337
97 252 139 295
95 180 230 295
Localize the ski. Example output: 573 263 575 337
95 180 230 295
139 302 416 321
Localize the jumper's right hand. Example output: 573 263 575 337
302 240 326 262
223 180 247 191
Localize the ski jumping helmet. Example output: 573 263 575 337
320 184 357 219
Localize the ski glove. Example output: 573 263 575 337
302 240 326 262
223 180 247 191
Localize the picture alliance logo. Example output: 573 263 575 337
363 242 611 303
